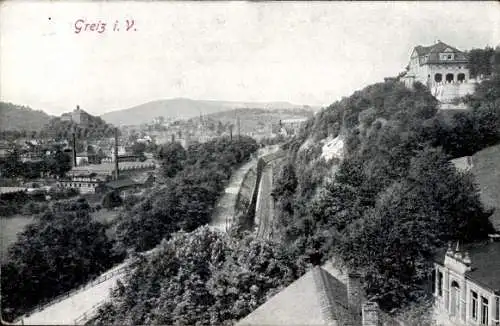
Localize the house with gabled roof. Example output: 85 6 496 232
402 41 476 104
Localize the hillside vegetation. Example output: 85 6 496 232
273 71 500 312
40 110 116 140
0 102 51 131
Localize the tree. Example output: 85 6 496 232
46 149 72 178
1 199 124 321
130 142 146 156
467 47 495 78
102 190 123 209
88 228 299 326
158 142 187 178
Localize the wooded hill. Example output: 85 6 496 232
0 102 52 131
273 47 500 313
40 109 117 140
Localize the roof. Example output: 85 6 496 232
236 266 354 326
413 41 468 64
435 241 500 293
105 178 138 190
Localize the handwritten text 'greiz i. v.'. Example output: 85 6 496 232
74 19 136 34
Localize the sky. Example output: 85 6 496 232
1 1 499 116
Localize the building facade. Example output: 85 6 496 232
58 174 105 194
433 241 500 326
403 41 476 103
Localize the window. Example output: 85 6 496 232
438 271 443 296
448 55 452 59
472 291 478 320
432 269 436 294
495 296 500 324
451 281 460 317
482 296 489 325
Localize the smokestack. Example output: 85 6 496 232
114 128 119 180
72 132 77 167
171 134 175 143
362 302 380 326
229 125 233 141
237 116 241 141
347 272 364 318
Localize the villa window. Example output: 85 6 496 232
438 271 443 296
482 296 489 325
451 281 460 317
495 297 499 324
472 291 478 320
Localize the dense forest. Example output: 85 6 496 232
113 136 259 252
272 47 500 313
89 228 301 325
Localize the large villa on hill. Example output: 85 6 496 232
403 40 470 87
402 40 477 104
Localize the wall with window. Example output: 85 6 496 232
434 263 500 325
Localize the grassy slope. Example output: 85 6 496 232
471 143 500 231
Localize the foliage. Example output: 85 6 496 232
271 77 495 313
40 111 116 140
1 198 124 321
102 191 123 209
114 136 259 252
130 142 146 156
466 47 497 78
89 227 300 326
157 142 187 178
0 147 72 179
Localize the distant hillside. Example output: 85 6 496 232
195 108 314 135
41 107 116 140
0 102 52 131
100 98 316 126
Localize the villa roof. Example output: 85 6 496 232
435 241 500 294
413 41 468 64
236 266 354 326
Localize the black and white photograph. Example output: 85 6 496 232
1 1 500 325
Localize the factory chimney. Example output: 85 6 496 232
114 128 119 180
237 116 241 141
72 132 77 167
